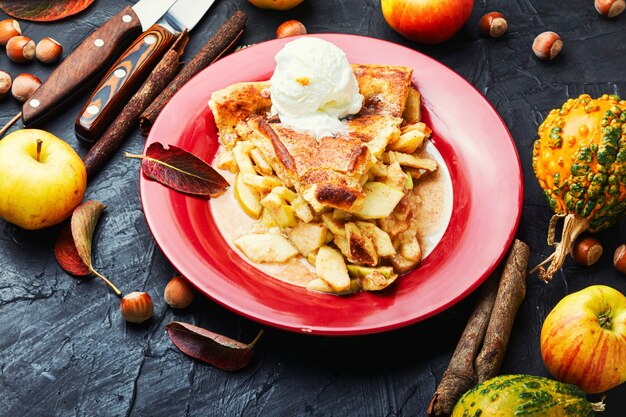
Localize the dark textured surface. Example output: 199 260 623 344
1 0 625 416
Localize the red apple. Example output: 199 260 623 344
541 285 626 394
381 0 474 44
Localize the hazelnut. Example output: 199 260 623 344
570 237 603 266
164 275 195 309
614 244 626 273
11 73 41 102
595 0 625 18
0 71 12 98
6 35 35 63
120 291 154 324
479 12 508 38
532 31 563 61
0 19 21 46
276 20 307 38
36 37 63 64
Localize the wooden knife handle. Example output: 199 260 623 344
22 6 143 127
75 24 176 144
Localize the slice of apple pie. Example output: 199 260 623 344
209 63 438 294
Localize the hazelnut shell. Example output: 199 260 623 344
0 19 21 46
570 237 603 266
532 31 563 61
276 20 307 38
164 276 195 309
36 37 63 64
6 35 35 63
614 244 626 274
120 291 154 324
11 73 41 102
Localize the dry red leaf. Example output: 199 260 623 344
54 224 90 276
125 142 229 197
166 321 263 371
54 200 122 296
0 0 95 22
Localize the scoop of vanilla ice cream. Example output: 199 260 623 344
269 37 363 138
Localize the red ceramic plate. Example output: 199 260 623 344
140 34 523 335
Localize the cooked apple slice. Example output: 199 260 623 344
234 233 298 263
346 264 398 291
352 182 405 220
388 129 426 154
403 87 422 124
291 195 314 223
384 161 408 190
387 151 437 172
271 186 298 203
233 141 256 175
389 253 419 274
333 234 352 260
321 212 345 236
401 121 432 136
315 245 351 292
404 170 414 190
214 148 238 173
259 207 278 229
306 278 359 295
234 172 262 219
369 160 387 178
355 221 396 257
333 209 352 221
260 192 296 228
345 222 378 266
288 221 327 256
400 236 422 263
250 148 273 176
243 174 282 194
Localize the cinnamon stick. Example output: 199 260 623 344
427 239 530 417
427 274 499 416
83 32 189 177
475 239 529 382
139 10 247 135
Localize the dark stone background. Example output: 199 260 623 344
1 0 625 416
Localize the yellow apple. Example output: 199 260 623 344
0 129 86 230
541 285 626 393
248 0 304 11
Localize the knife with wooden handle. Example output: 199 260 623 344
74 25 176 143
21 0 178 127
75 0 217 144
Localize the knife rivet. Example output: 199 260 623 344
144 35 157 45
122 15 132 23
94 39 104 47
87 105 100 115
29 99 40 108
114 69 126 78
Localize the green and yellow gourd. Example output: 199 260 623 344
532 94 626 281
452 374 603 417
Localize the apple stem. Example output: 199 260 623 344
598 309 612 330
0 111 22 139
248 329 264 348
90 267 122 298
36 139 43 162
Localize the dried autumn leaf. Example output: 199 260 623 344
125 142 229 197
69 200 121 296
166 321 263 371
54 224 90 276
0 0 95 22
